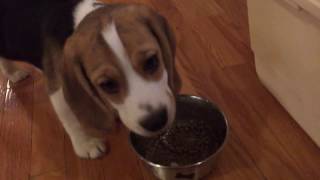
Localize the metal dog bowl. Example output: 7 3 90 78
130 95 228 180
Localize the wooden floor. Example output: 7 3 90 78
1 0 320 179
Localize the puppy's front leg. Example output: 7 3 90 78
50 88 108 159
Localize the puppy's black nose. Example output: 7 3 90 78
140 108 168 132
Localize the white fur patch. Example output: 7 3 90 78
50 88 106 159
73 0 105 28
102 22 175 136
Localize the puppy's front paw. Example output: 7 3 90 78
72 137 108 159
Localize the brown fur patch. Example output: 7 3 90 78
48 4 181 133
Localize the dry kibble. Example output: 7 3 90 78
131 96 227 167
141 118 220 166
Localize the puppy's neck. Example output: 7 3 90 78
73 0 106 28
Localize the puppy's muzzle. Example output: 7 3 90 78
140 107 168 132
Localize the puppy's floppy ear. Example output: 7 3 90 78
145 10 181 94
62 34 116 131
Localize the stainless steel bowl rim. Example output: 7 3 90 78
129 94 229 169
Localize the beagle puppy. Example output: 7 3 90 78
0 0 181 159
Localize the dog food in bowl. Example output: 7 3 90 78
137 117 222 166
130 95 228 180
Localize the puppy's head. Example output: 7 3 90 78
63 4 181 136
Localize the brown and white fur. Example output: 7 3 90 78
0 0 181 159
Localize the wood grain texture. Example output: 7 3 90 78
0 0 319 180
30 77 65 177
65 126 144 180
0 75 33 180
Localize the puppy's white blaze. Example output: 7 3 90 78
73 0 104 28
102 22 175 136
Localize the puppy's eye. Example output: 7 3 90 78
143 55 159 74
99 79 119 94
